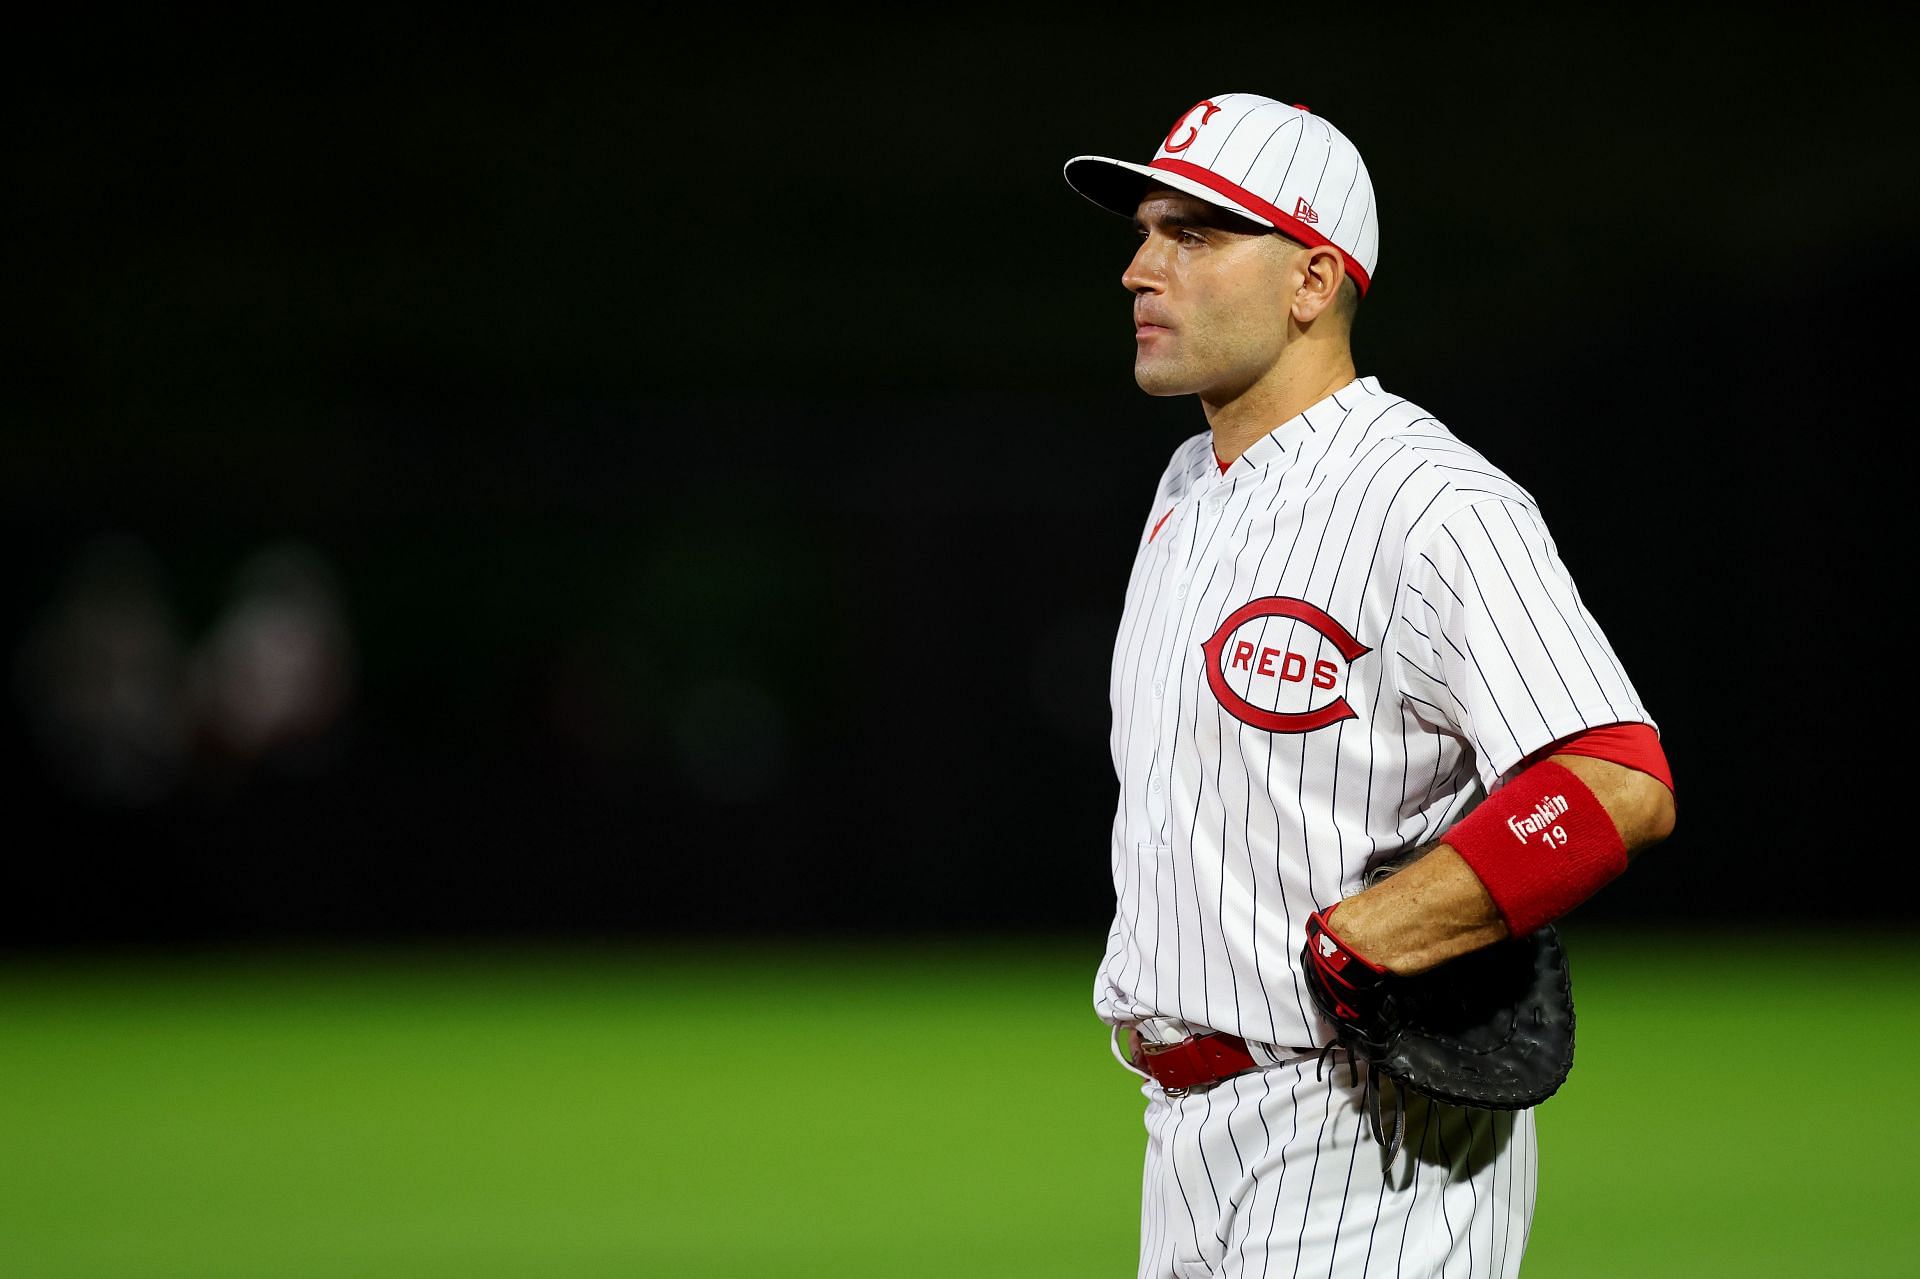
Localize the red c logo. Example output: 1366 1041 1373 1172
1163 100 1220 154
1199 597 1371 733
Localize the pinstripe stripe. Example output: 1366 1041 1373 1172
1494 502 1626 721
1455 630 1527 762
1441 522 1558 736
1394 1108 1429 1279
1236 1071 1279 1276
1169 1094 1206 1265
1261 1073 1305 1279
1433 1111 1460 1271
1268 117 1308 200
1497 502 1642 722
1201 95 1280 174
1169 483 1250 1020
1327 159 1365 243
1358 1151 1389 1278
1520 1112 1537 1259
1467 504 1588 716
1208 481 1271 1034
1319 1101 1366 1278
1306 116 1335 203
1241 113 1303 190
1492 1111 1509 1277
1289 1069 1338 1274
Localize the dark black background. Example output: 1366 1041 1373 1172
6 12 1910 945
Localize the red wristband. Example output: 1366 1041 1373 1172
1444 760 1626 937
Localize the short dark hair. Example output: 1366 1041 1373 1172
1331 274 1360 327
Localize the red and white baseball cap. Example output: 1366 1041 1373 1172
1064 93 1379 296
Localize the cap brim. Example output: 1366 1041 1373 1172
1062 155 1277 232
1062 154 1371 296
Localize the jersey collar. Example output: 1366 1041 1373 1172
1213 375 1382 481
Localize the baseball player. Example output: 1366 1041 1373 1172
1063 93 1675 1277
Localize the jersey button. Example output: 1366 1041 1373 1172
1149 776 1161 793
1152 680 1165 698
1175 582 1187 599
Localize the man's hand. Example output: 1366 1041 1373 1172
1301 906 1391 1051
1301 898 1580 1133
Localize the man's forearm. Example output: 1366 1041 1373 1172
1323 845 1505 974
1329 754 1675 975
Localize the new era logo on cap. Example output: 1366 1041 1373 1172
1063 93 1378 295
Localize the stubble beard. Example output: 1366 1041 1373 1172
1133 347 1201 398
1136 318 1284 405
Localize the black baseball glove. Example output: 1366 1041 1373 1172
1300 875 1575 1162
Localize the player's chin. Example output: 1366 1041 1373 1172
1132 358 1197 397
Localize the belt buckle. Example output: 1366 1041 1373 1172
1128 1018 1198 1098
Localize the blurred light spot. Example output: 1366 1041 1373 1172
12 534 188 805
190 541 355 768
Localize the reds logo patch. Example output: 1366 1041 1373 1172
1199 596 1371 733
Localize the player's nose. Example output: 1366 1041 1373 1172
1122 237 1166 294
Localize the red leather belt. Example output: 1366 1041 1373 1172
1127 1027 1262 1094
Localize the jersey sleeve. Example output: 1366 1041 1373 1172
1393 497 1656 789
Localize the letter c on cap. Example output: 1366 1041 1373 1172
1163 100 1220 154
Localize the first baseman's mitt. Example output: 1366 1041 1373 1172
1300 855 1575 1163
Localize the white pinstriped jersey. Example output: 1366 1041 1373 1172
1096 374 1654 1050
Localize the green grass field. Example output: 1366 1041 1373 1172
3 932 1916 1277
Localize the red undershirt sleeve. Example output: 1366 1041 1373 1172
1522 721 1673 795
